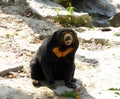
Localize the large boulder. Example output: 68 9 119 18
26 0 89 17
66 0 118 27
109 13 120 27
27 0 93 27
72 0 116 17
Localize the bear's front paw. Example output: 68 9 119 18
65 82 77 89
48 80 55 85
71 78 77 82
48 81 56 89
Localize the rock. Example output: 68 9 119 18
0 64 23 77
26 0 90 17
0 0 26 5
26 0 65 17
26 0 93 27
92 38 108 45
92 19 110 27
70 0 120 27
109 13 120 27
0 0 15 5
0 78 81 99
89 0 116 17
0 86 33 99
54 80 81 95
77 28 120 46
74 0 116 17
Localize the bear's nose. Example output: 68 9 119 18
65 35 72 41
64 33 73 46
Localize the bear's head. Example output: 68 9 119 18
52 29 78 47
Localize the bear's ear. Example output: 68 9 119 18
48 30 59 45
50 29 62 41
50 31 57 40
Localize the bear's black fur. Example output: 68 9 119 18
30 29 79 88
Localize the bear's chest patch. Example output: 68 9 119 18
52 47 73 58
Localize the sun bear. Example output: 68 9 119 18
30 28 79 89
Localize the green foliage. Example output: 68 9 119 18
61 91 76 98
66 3 75 15
109 88 120 96
54 3 93 27
54 14 93 27
115 92 120 96
109 88 120 91
5 33 10 38
114 32 120 37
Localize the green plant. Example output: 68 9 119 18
115 92 120 96
114 32 120 36
66 3 75 15
109 88 120 91
5 33 10 38
54 14 93 27
54 2 93 27
61 91 76 98
109 88 120 96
